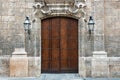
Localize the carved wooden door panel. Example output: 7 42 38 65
41 17 78 73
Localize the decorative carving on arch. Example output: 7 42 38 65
33 0 87 19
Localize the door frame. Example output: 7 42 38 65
32 2 87 76
32 16 87 75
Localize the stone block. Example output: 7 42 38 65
94 35 105 51
2 2 8 8
1 22 8 30
92 58 108 77
28 57 41 77
109 57 120 78
79 57 86 78
2 16 15 22
10 57 28 77
27 3 33 8
93 51 107 57
0 50 2 55
10 48 28 77
92 52 108 78
8 9 15 16
0 57 10 77
14 9 25 16
109 65 120 78
26 0 34 2
1 8 8 16
94 20 104 34
12 48 27 57
85 57 92 77
8 2 16 8
15 2 26 8
19 0 26 2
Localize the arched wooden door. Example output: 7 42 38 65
41 17 78 73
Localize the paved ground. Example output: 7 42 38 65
0 74 120 80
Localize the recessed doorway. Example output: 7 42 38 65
41 17 78 73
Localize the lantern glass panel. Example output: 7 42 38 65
24 17 31 31
88 16 95 31
88 24 94 31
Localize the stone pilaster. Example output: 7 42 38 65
93 0 106 52
32 17 41 56
92 0 108 78
78 17 87 77
32 15 41 76
79 18 86 57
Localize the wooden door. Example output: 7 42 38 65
41 17 78 73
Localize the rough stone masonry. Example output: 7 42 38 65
0 0 120 78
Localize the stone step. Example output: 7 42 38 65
39 74 81 80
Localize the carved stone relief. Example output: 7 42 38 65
33 0 86 19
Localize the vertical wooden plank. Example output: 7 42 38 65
67 19 78 72
51 18 60 72
60 17 68 72
41 19 50 72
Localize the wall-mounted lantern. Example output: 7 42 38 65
24 16 31 39
88 16 95 35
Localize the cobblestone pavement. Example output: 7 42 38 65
0 74 120 80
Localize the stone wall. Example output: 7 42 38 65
0 0 120 78
0 57 120 77
109 57 120 78
0 57 41 77
0 57 10 77
0 0 34 56
79 57 120 78
104 0 120 57
0 57 120 78
0 0 119 57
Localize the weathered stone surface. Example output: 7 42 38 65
85 57 92 77
10 48 28 77
79 57 86 77
28 57 41 77
10 57 28 77
94 0 105 52
0 0 119 78
108 57 120 78
92 52 108 78
104 1 120 57
0 57 10 77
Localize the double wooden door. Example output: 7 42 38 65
41 17 78 73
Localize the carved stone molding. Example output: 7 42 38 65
33 0 86 19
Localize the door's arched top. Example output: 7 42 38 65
41 16 79 21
